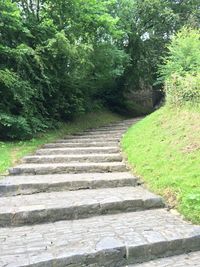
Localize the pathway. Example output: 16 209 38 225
0 119 199 266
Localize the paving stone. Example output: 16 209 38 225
0 187 164 226
0 210 199 267
36 146 120 155
23 153 123 164
0 172 137 197
43 141 118 148
128 251 200 266
9 162 127 175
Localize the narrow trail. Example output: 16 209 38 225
0 119 199 266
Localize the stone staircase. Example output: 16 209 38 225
0 119 199 267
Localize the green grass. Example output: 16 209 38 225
122 106 200 224
0 110 124 176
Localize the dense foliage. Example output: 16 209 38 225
0 0 199 139
159 28 200 107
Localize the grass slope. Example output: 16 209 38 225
0 110 123 176
122 106 200 224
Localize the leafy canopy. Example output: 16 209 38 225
0 0 199 139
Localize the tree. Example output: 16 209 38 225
0 0 199 139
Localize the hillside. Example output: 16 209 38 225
122 106 200 224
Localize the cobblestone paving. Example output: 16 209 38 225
36 146 120 155
0 186 164 226
54 137 120 142
43 141 119 148
0 210 200 266
23 153 123 163
9 161 127 175
0 186 162 213
0 172 137 196
0 118 199 267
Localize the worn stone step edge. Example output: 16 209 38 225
36 147 120 155
43 141 118 149
23 154 123 164
0 209 199 267
0 187 164 227
0 172 138 197
9 162 128 175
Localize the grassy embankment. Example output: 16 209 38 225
0 110 123 176
122 106 200 224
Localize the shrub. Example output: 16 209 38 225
159 27 200 106
0 114 32 140
165 73 200 107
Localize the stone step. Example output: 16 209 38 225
97 121 139 129
129 251 200 267
54 137 120 143
36 146 120 155
93 129 125 134
64 134 122 140
83 123 131 131
9 162 127 175
101 124 131 130
0 187 164 227
83 127 129 132
23 153 123 164
97 121 132 126
0 172 137 197
0 209 199 267
74 130 125 136
102 119 140 127
43 141 118 149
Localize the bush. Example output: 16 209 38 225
165 73 200 107
159 27 200 106
0 114 32 140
